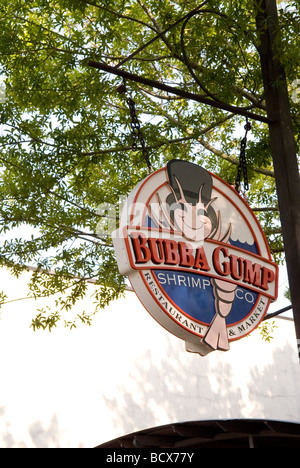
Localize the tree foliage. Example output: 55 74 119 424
0 0 299 329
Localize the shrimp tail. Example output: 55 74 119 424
203 314 229 351
203 279 236 351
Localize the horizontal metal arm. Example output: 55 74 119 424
87 60 272 124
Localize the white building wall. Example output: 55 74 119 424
0 268 299 448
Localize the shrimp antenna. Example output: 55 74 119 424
198 184 217 210
205 197 218 211
209 210 221 239
169 184 179 203
149 192 176 231
174 176 187 202
198 184 204 204
220 223 232 243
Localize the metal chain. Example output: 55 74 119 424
118 81 152 173
235 119 251 193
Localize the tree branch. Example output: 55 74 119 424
87 60 271 123
84 0 157 32
252 207 279 212
196 136 275 178
150 104 275 178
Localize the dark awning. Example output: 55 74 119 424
96 419 300 448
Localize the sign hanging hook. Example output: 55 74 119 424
235 118 251 195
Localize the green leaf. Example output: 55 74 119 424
0 0 298 329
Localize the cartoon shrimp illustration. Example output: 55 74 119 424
149 160 236 352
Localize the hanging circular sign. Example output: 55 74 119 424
113 160 278 356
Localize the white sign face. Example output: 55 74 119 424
113 160 278 356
